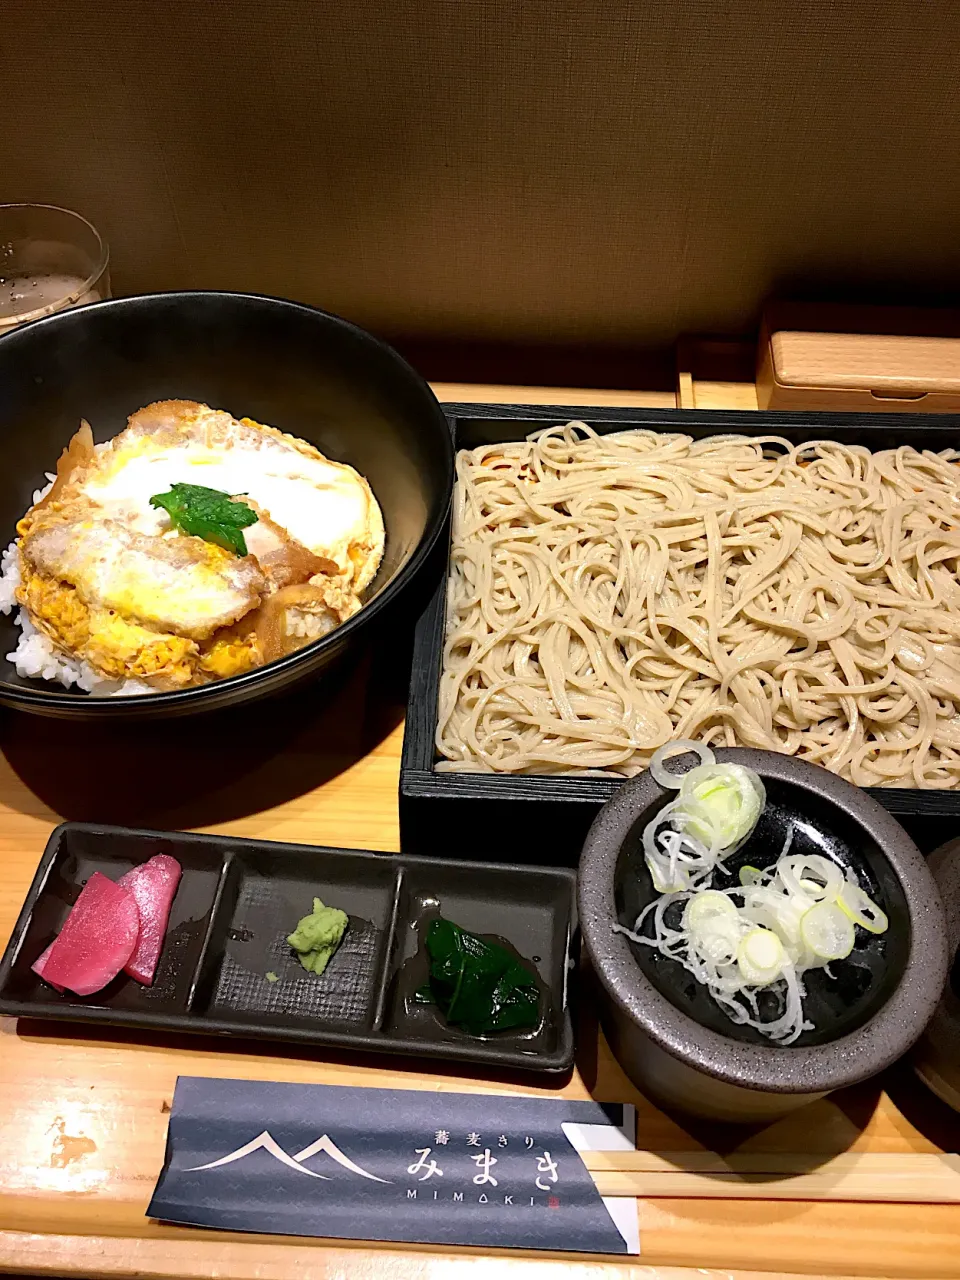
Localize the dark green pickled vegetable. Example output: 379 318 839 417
415 917 541 1035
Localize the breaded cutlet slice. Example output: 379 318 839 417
21 514 266 641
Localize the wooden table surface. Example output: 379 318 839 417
2 378 958 1280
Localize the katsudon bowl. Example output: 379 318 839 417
0 292 453 719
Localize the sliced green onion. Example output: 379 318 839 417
682 890 738 932
629 791 889 1047
838 880 889 934
648 740 716 789
799 902 855 961
691 912 742 965
780 854 843 904
674 763 765 852
737 928 785 986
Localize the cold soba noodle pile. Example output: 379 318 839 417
437 423 960 788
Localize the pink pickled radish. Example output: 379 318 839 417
31 942 64 992
35 872 139 996
117 855 182 985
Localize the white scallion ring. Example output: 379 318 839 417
649 740 716 789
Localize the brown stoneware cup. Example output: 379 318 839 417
579 748 948 1123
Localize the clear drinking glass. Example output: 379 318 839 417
0 203 110 335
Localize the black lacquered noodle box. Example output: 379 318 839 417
401 403 960 864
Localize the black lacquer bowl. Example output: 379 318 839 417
0 292 453 719
579 748 948 1122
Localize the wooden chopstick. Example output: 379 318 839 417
582 1150 960 1203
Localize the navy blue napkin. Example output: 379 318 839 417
148 1077 635 1254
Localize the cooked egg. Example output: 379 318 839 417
80 402 383 588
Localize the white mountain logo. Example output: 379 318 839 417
185 1129 391 1183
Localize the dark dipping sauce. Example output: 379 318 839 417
615 776 910 1048
391 899 555 1051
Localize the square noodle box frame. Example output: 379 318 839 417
401 403 960 865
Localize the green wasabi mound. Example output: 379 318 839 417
287 898 349 975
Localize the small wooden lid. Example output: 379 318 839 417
764 303 960 394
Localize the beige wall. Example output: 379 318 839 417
4 0 959 353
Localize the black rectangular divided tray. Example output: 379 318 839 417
401 402 960 864
0 823 577 1074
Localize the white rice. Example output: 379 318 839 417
0 539 21 615
0 474 153 697
286 607 337 639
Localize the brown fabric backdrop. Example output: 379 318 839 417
3 0 959 354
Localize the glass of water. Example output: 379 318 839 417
0 203 110 335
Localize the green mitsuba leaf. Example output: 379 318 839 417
149 483 258 557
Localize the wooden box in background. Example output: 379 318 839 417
758 302 960 412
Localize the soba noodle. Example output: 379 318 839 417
436 423 960 788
